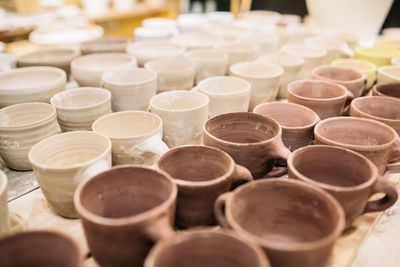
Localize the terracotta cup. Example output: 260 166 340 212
0 231 83 267
0 102 61 170
203 112 291 178
150 90 209 148
312 65 367 97
254 102 320 151
144 229 271 267
214 179 345 267
229 61 283 110
331 58 377 89
92 111 169 166
157 145 252 227
0 170 9 237
377 65 400 84
287 79 354 120
288 145 398 226
372 82 400 98
314 117 400 174
74 165 177 267
101 68 157 111
350 96 400 135
50 87 112 132
29 131 112 218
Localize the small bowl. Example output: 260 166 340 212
80 36 130 55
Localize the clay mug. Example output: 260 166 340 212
314 117 400 175
150 90 209 148
0 102 61 170
101 68 157 111
0 170 9 237
331 58 377 89
203 112 291 178
214 179 345 267
74 165 177 267
312 65 367 97
92 111 169 166
288 145 398 226
144 229 271 267
29 131 112 218
50 87 112 132
157 145 252 227
254 102 320 151
287 79 354 120
0 231 83 267
372 82 400 98
350 96 400 135
377 65 400 84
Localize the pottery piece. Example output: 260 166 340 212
0 103 61 170
331 58 377 89
144 229 271 267
215 42 258 66
150 90 209 148
229 61 283 110
71 53 137 87
288 145 398 226
314 117 400 174
238 34 280 55
0 170 8 237
145 58 195 92
355 47 400 67
287 79 353 120
214 178 345 267
0 66 66 108
29 131 112 218
17 48 80 74
80 36 130 55
195 76 251 117
377 65 400 84
254 102 320 151
206 11 235 25
312 65 367 97
0 53 16 72
392 56 400 65
184 49 228 84
330 32 359 50
74 165 177 267
134 27 172 41
0 231 83 267
304 35 351 63
374 37 400 50
101 68 157 111
93 111 169 166
383 28 400 38
350 96 400 135
372 82 400 98
126 40 185 67
157 145 252 227
50 87 112 132
171 33 219 51
203 112 291 178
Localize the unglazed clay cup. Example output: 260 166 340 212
71 53 137 87
214 179 345 267
215 42 258 66
331 58 377 89
144 229 271 267
0 231 83 267
372 83 400 98
157 145 253 227
29 131 112 218
101 68 157 111
314 117 400 175
80 36 130 55
74 165 177 267
93 111 169 166
229 61 283 110
0 103 61 170
50 87 112 132
304 36 351 63
0 66 66 108
288 145 398 227
254 102 320 151
184 49 228 84
145 58 195 92
150 90 209 148
195 76 251 117
287 79 354 120
377 65 400 84
312 65 367 97
0 170 9 237
350 96 400 135
203 112 291 178
355 47 400 67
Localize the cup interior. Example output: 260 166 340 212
353 96 400 120
0 67 64 90
289 80 345 99
51 88 110 109
314 66 363 81
199 76 249 94
375 83 400 98
151 91 208 111
230 62 282 78
0 103 55 128
146 58 193 73
102 68 156 85
73 53 133 70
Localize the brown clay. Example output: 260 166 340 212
203 112 291 178
372 82 400 98
287 79 353 120
253 102 320 151
288 145 398 227
74 165 178 267
214 179 345 267
157 145 253 227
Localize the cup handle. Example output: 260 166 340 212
363 178 398 213
135 134 169 157
214 192 233 229
230 164 253 189
144 214 175 242
264 140 291 178
74 159 111 187
343 90 354 115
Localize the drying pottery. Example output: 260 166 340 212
80 36 130 55
170 33 219 51
304 35 351 63
331 58 377 89
0 170 8 237
355 47 400 67
215 42 258 66
372 82 400 98
377 65 400 84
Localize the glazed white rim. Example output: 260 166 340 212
351 96 400 123
50 87 111 111
197 76 251 96
287 79 348 102
70 53 137 72
102 68 157 86
150 90 209 113
229 62 283 79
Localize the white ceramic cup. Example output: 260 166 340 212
50 87 112 132
215 42 258 66
304 35 352 63
377 65 400 84
170 33 219 51
0 170 9 238
102 68 157 111
150 90 209 148
93 111 169 166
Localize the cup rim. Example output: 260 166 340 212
144 57 194 74
0 170 7 199
184 49 228 63
150 90 209 113
281 43 327 58
351 96 400 123
197 76 251 96
257 52 305 68
74 165 178 226
18 48 80 64
101 68 157 87
331 58 377 73
50 87 111 111
312 65 366 85
126 40 185 56
378 65 400 81
70 53 136 72
229 61 283 79
373 82 400 97
355 47 400 59
287 79 348 102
